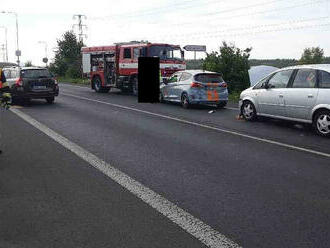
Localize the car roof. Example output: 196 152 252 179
3 66 48 70
21 67 48 70
178 70 222 75
276 64 330 73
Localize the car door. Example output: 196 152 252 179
283 68 318 120
177 72 191 100
257 69 294 117
2 69 12 87
164 72 182 101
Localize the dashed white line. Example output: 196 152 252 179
11 108 241 248
62 92 330 159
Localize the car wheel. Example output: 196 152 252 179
132 77 138 96
46 97 55 104
102 87 110 93
93 77 109 93
23 98 31 106
217 101 227 109
159 92 164 103
313 110 330 137
181 93 190 109
242 101 257 121
93 77 102 93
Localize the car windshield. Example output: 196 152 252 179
149 45 183 60
21 69 52 78
194 73 224 83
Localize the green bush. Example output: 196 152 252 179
203 42 251 93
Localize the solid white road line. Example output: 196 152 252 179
59 83 89 89
60 84 239 110
62 92 330 159
225 107 239 111
10 108 240 248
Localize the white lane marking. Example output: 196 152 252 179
225 107 239 111
60 85 239 111
62 92 330 159
59 83 89 89
11 108 240 248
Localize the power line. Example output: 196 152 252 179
160 16 330 39
148 0 328 27
73 14 88 43
90 0 230 21
161 21 330 43
91 0 295 23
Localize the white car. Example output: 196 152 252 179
160 70 228 109
239 64 330 137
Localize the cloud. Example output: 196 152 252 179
1 0 330 65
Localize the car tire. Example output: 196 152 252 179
181 93 190 109
46 97 55 104
217 101 227 109
159 92 164 103
132 77 138 96
241 100 257 121
102 88 110 93
313 110 330 137
23 98 31 106
93 77 109 93
121 88 131 94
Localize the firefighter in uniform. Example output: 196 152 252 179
0 68 11 154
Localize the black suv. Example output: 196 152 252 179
2 66 59 104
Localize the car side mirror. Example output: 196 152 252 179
163 78 168 85
265 83 274 89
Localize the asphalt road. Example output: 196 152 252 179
1 83 330 248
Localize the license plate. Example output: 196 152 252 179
33 85 47 90
207 90 219 101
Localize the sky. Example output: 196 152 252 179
1 0 330 66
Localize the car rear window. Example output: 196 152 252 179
194 73 224 83
319 70 330 88
21 69 52 78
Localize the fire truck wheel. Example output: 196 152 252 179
132 77 138 96
93 77 103 93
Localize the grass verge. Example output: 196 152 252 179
57 77 90 86
228 91 241 103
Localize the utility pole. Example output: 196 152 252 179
38 41 48 67
73 14 87 43
1 44 5 62
0 26 8 62
1 11 20 64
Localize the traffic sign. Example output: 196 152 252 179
183 45 206 52
42 57 48 64
15 50 21 56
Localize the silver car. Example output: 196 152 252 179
160 70 228 108
239 64 330 137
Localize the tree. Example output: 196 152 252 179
24 61 33 67
203 42 252 92
299 47 324 64
49 31 84 78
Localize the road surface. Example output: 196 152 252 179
1 83 329 248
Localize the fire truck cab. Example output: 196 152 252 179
82 41 186 94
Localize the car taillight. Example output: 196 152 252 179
221 82 227 88
16 77 23 86
191 82 203 88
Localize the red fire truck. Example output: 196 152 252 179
81 41 186 94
